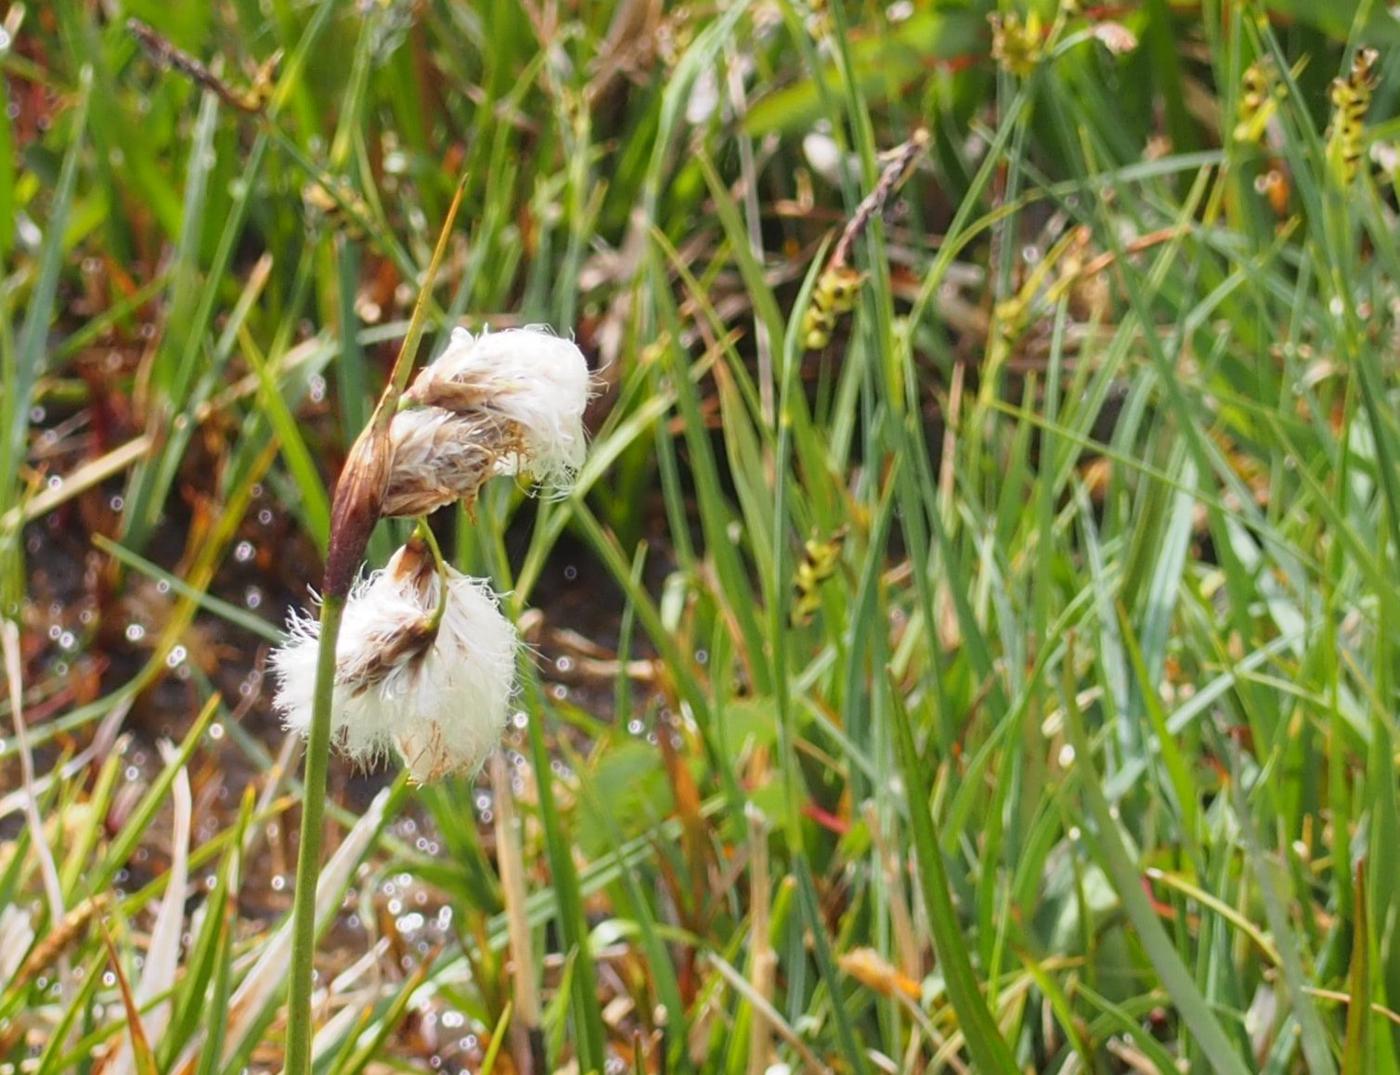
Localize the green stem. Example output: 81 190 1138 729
414 518 450 632
283 175 466 1073
284 593 345 1073
373 173 471 431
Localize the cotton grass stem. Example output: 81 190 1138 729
283 594 343 1074
284 176 467 1074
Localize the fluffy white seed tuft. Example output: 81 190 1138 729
404 326 592 491
271 542 517 783
381 408 504 518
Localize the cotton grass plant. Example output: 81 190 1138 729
7 4 1400 1072
276 182 591 1073
271 532 519 784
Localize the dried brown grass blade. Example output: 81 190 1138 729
96 742 193 1075
5 894 108 995
100 925 160 1075
170 783 396 1073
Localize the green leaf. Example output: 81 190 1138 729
1061 671 1254 1075
889 683 1019 1074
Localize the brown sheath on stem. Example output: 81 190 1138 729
323 422 392 599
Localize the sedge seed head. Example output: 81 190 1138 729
272 540 518 783
402 326 592 493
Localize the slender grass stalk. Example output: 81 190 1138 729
490 754 543 1070
283 176 467 1074
283 595 344 1074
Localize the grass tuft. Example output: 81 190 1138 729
2 2 1398 1072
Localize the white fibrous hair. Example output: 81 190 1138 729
271 541 517 783
402 325 592 492
381 408 505 518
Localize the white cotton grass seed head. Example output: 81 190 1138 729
381 407 506 518
271 539 518 784
404 325 592 491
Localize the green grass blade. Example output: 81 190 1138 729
889 681 1018 1073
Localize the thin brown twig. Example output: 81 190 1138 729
7 894 108 995
829 129 930 269
127 19 278 114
